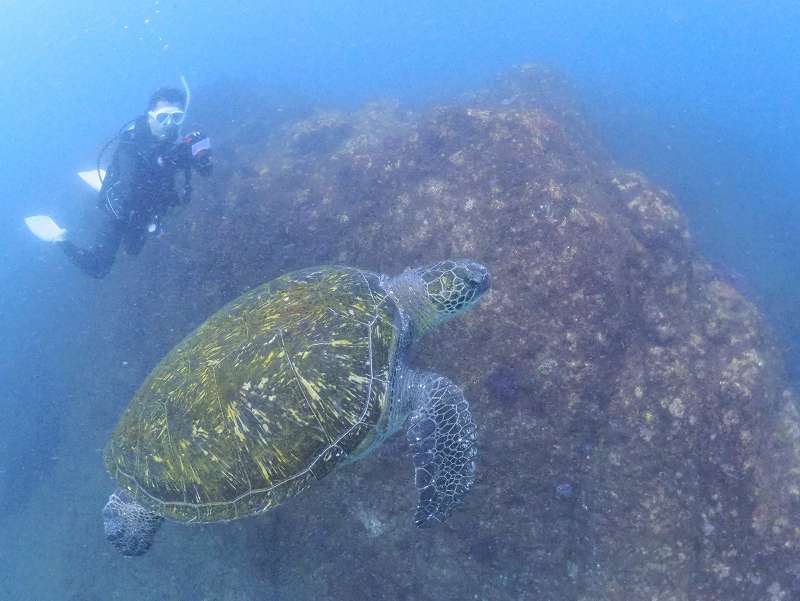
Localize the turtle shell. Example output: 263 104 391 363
104 267 401 523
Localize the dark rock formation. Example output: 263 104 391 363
83 66 800 600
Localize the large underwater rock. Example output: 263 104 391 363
94 66 800 600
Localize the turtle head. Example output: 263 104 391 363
417 259 491 316
389 259 490 336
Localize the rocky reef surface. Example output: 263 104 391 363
23 66 800 600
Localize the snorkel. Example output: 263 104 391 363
170 74 191 140
180 74 191 118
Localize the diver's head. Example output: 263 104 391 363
147 86 187 143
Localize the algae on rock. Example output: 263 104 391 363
82 66 800 601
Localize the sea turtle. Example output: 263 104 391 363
102 259 490 556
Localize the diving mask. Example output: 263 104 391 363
148 107 185 141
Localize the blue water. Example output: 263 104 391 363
1 1 798 599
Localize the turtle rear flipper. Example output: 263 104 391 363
404 371 477 527
102 489 163 556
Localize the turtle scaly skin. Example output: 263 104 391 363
105 267 400 523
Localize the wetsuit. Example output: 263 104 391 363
60 115 212 278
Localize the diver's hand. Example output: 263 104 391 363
184 131 212 175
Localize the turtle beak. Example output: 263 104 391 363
467 262 491 295
476 271 490 294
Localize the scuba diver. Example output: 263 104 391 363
24 82 212 279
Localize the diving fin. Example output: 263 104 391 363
78 169 106 192
24 215 67 243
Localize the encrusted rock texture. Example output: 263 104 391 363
87 66 800 600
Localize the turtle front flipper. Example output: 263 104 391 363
102 489 163 556
404 370 477 527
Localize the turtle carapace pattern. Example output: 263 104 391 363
102 260 490 555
